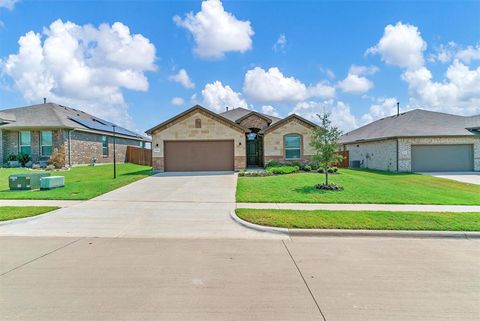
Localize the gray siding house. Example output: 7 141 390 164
0 102 149 166
340 109 480 172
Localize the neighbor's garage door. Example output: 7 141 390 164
164 140 234 172
411 144 474 172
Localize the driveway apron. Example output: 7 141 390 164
0 172 283 239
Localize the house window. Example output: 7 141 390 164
284 134 301 160
102 135 108 156
19 131 31 155
40 131 53 156
195 119 201 128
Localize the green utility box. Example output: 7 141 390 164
40 176 65 190
9 173 51 191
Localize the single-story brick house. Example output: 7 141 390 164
340 109 480 172
145 105 317 172
0 102 149 166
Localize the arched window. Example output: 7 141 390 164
284 134 301 160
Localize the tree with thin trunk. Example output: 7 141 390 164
310 113 343 186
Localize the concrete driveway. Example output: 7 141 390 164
419 172 480 185
0 172 282 239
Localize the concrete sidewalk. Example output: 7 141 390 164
237 202 480 212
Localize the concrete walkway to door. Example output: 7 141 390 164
0 172 284 239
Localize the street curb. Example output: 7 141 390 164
231 210 480 239
229 210 288 235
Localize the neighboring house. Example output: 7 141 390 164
146 105 317 172
340 109 480 172
0 102 149 166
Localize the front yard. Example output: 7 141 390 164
236 169 480 205
236 209 480 231
0 163 152 200
0 206 59 221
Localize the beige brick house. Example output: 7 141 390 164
340 109 480 172
146 105 317 172
0 102 149 166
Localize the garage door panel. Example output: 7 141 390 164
164 140 234 172
411 144 474 172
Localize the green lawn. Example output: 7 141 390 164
0 206 59 221
236 169 480 205
0 163 152 200
236 208 480 231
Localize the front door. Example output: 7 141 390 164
246 133 259 166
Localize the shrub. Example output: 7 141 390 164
238 170 246 177
6 154 17 161
265 160 282 168
327 166 338 174
315 183 344 191
303 165 312 172
239 170 273 177
266 165 299 175
17 153 31 167
48 147 66 169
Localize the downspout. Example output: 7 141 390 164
396 138 399 172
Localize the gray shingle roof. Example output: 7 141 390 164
219 107 282 124
0 103 148 140
340 109 480 144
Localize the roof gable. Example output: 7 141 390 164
145 105 248 135
260 114 318 134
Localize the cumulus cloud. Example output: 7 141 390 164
243 67 335 103
369 22 480 116
171 97 185 106
174 0 254 59
261 105 279 117
273 34 286 52
360 97 400 124
349 65 379 76
337 74 374 94
366 22 426 70
168 69 195 88
0 0 18 10
201 80 247 112
291 100 358 132
1 19 156 127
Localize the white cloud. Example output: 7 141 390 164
243 67 335 103
171 97 185 106
337 73 374 94
291 100 358 132
2 19 156 127
273 34 286 52
201 80 247 112
319 66 335 79
428 42 456 63
360 97 400 124
173 0 254 59
402 61 480 115
0 0 18 10
261 105 279 117
366 22 427 70
168 69 195 88
456 45 480 64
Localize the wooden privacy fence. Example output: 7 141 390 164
336 150 349 168
126 146 152 166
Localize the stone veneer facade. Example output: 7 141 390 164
345 136 480 172
238 114 269 130
1 129 142 166
150 109 246 171
263 118 315 164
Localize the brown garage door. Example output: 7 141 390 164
164 140 234 172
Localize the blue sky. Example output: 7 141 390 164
0 0 479 133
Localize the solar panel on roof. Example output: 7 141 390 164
69 117 140 138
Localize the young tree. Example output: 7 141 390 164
310 113 343 185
